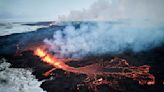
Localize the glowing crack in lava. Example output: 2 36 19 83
34 47 155 88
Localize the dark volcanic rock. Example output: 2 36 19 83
0 23 163 92
2 48 163 92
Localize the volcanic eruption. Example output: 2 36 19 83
0 0 164 92
33 47 155 91
0 21 163 92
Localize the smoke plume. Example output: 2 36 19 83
44 0 164 58
44 21 164 58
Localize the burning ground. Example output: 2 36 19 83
0 21 164 92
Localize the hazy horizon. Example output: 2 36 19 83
0 0 164 23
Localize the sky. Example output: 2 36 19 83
0 0 97 22
0 0 164 22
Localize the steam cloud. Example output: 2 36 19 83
44 22 164 58
44 0 164 58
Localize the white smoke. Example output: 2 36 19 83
58 0 164 22
0 59 45 92
44 21 164 58
44 0 164 58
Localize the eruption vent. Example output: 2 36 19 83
34 48 67 69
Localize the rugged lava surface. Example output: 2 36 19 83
0 23 163 92
3 49 163 92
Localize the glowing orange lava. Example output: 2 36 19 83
34 47 155 86
34 48 65 69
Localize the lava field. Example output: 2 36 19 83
0 22 164 92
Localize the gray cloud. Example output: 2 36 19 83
58 0 164 22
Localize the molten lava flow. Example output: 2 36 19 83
34 48 66 69
34 47 155 87
43 68 56 77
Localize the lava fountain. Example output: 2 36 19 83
34 47 78 76
34 48 65 69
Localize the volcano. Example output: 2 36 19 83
0 21 164 92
